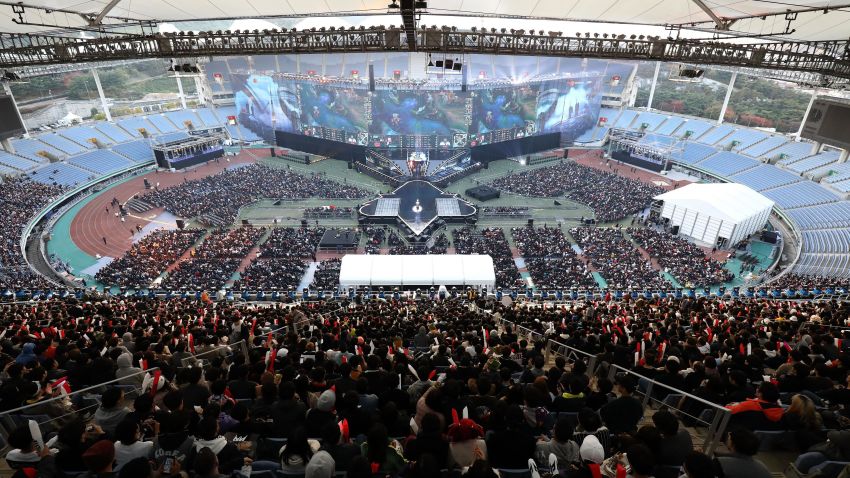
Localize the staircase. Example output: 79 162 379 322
126 198 155 214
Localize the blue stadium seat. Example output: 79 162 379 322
195 108 220 126
786 202 850 229
720 128 769 151
613 110 638 128
165 110 202 130
38 133 89 155
763 181 840 210
654 116 685 136
695 124 735 145
94 122 133 143
741 135 788 158
9 138 64 163
0 150 41 172
117 117 159 137
633 111 667 131
60 126 115 148
29 162 94 187
112 140 155 163
785 150 841 174
68 150 134 175
146 114 180 133
676 119 714 140
670 141 716 165
773 141 817 163
730 165 801 191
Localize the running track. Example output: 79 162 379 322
69 152 259 258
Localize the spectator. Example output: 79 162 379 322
113 419 154 470
94 388 130 437
362 423 406 475
447 417 487 468
726 382 783 431
652 410 693 467
536 417 580 468
600 375 643 434
714 429 772 478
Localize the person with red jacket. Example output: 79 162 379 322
726 382 784 431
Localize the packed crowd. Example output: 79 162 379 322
363 226 386 255
490 162 664 222
95 230 205 289
452 226 523 289
3 292 850 478
311 259 342 290
388 233 450 255
303 207 354 219
160 227 265 291
511 226 597 290
767 274 850 291
628 228 733 288
141 164 367 226
480 207 530 217
0 178 65 289
232 258 307 291
571 226 671 290
260 227 323 259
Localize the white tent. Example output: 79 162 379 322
654 183 774 248
339 254 495 289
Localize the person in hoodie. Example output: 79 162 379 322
15 342 37 366
536 417 580 469
94 387 130 438
306 450 336 478
115 353 144 388
152 412 194 471
190 416 250 474
279 426 320 474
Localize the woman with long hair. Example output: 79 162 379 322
362 423 406 475
279 426 319 474
783 394 825 450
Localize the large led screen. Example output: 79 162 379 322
370 90 469 140
534 78 600 141
232 74 300 142
298 84 371 135
469 85 537 145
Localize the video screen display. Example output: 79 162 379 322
370 90 469 144
298 84 371 137
469 86 536 137
534 78 600 141
232 74 300 142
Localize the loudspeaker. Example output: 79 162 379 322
526 155 531 162
481 161 488 169
270 148 276 157
304 154 310 164
301 219 308 228
563 149 568 159
527 219 534 228
347 161 353 169
242 219 250 226
176 219 185 230
368 64 375 92
671 225 680 235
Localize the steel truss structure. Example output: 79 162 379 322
607 128 685 167
0 28 849 86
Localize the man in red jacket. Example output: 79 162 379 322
726 382 784 431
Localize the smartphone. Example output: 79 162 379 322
163 457 173 474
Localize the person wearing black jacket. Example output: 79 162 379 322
599 375 643 434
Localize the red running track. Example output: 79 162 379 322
70 153 256 259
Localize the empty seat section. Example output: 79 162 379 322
741 135 787 158
613 110 638 128
146 115 179 133
165 110 202 129
730 165 800 191
117 117 159 137
213 105 237 122
633 112 666 131
695 124 734 145
154 132 191 143
95 123 133 143
29 162 94 187
195 108 220 126
0 163 15 176
639 133 676 146
786 150 841 174
112 140 154 163
786 202 850 229
60 126 114 147
772 142 816 164
9 138 63 163
671 142 716 165
695 151 759 176
38 133 88 155
0 150 40 171
821 163 850 184
68 150 134 174
722 129 769 151
763 181 840 209
653 116 685 136
677 119 714 140
828 179 850 193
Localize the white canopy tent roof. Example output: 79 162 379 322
339 254 495 289
6 1 850 41
653 183 774 223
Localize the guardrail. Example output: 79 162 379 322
20 161 155 285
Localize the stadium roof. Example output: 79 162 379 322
654 182 775 223
3 0 850 41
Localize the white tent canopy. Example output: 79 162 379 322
339 254 495 289
654 183 774 248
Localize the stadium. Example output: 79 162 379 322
0 1 850 477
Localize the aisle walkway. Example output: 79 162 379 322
299 262 319 291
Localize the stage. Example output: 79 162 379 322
359 180 477 237
319 229 359 251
